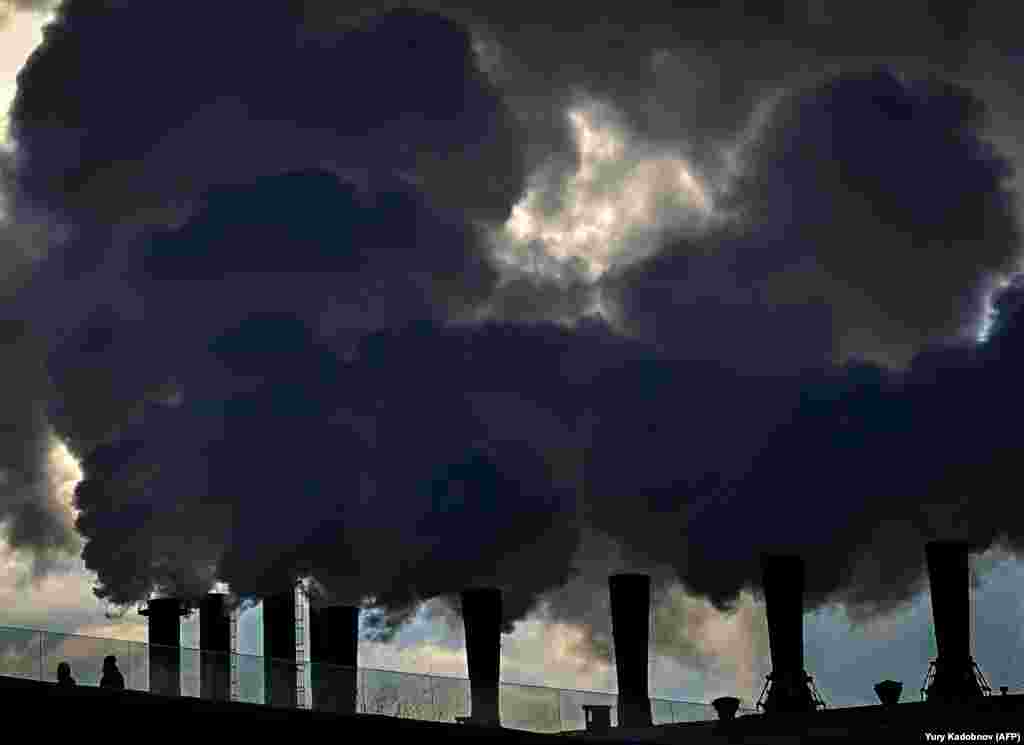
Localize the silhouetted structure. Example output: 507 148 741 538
5 674 575 739
460 587 502 725
874 679 902 705
200 593 232 702
712 696 740 721
100 655 125 689
582 704 612 734
608 573 653 728
756 554 825 714
262 590 298 708
309 604 359 714
140 597 187 697
922 540 990 702
56 662 75 687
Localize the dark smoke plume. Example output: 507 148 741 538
3 2 528 612
1 2 1024 658
9 2 526 227
604 67 1019 370
0 319 78 572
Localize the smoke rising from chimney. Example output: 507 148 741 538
0 3 1022 683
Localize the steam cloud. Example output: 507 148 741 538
0 0 1022 670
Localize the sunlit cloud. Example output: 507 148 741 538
0 4 53 148
47 434 82 520
978 274 1015 343
492 99 717 282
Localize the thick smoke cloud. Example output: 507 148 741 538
9 2 526 227
0 319 78 572
607 67 1020 369
2 2 529 609
57 168 547 610
303 2 1016 154
585 283 1024 622
2 0 1024 671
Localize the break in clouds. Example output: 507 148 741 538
0 1 1022 663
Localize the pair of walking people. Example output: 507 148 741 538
56 655 125 689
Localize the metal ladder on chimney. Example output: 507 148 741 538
295 582 309 709
230 606 240 702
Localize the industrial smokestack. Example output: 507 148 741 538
262 590 298 708
608 573 653 728
758 555 822 714
199 593 232 702
460 587 502 725
139 597 186 697
924 541 987 702
310 604 359 714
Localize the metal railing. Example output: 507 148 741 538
0 624 750 731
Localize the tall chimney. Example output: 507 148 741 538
310 605 359 714
461 587 502 725
139 597 186 697
609 574 653 728
199 593 232 701
924 540 985 701
262 590 298 708
760 555 819 713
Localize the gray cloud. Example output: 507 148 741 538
0 318 79 571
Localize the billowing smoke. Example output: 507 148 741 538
1 1 1023 679
2 2 529 613
0 318 79 575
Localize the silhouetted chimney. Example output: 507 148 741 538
874 680 902 705
609 573 653 728
139 597 187 697
310 604 359 714
262 590 298 708
712 696 740 722
200 593 232 701
461 587 502 725
924 541 986 701
759 555 820 713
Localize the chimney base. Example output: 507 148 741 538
712 696 741 721
617 694 653 728
759 670 822 714
469 687 500 725
924 657 988 702
456 716 500 727
874 680 903 706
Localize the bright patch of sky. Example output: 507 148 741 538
978 275 1014 343
0 5 51 148
492 99 717 282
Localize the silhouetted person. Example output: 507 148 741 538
100 655 125 690
56 661 76 687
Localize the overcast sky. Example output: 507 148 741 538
2 1 1024 712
